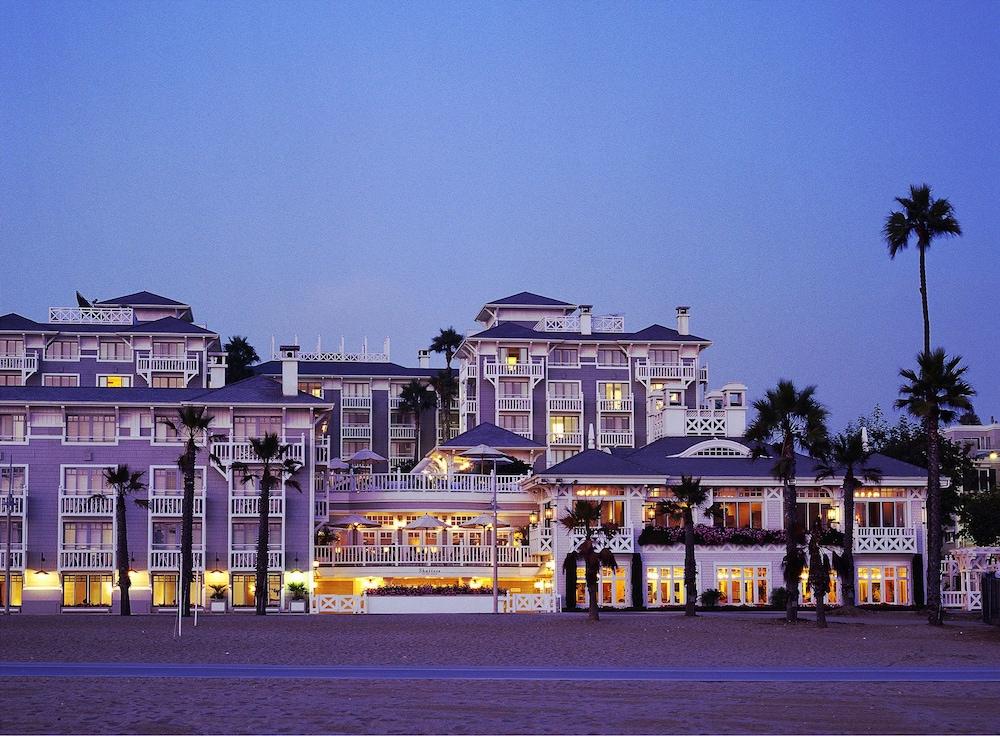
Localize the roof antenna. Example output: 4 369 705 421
76 291 93 308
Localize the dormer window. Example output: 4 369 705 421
728 392 744 407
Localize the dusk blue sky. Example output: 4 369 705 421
2 2 998 429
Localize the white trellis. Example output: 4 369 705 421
941 547 1000 611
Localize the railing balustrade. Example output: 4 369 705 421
571 526 635 553
149 549 205 570
212 439 305 465
597 397 633 413
316 543 531 567
0 548 25 569
389 425 416 439
136 353 199 375
230 493 284 516
148 490 204 516
342 425 371 439
598 431 634 447
0 491 25 515
341 396 372 409
48 306 133 324
483 362 544 378
548 432 583 446
0 354 38 373
229 549 284 570
329 472 527 494
497 396 532 412
547 397 583 412
59 491 114 515
635 362 698 382
59 548 114 570
854 527 917 553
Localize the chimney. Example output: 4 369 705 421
208 353 228 389
417 349 430 369
676 306 690 336
280 344 299 397
579 305 593 335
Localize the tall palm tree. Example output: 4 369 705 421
165 406 218 617
231 433 302 616
429 369 458 441
224 336 260 384
430 327 463 369
815 430 882 609
896 349 975 625
745 380 830 623
806 522 833 629
102 465 146 616
559 500 618 622
398 379 436 460
656 475 709 617
883 184 962 355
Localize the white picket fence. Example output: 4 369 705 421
311 591 559 615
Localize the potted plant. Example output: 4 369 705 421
287 582 308 613
699 588 722 609
209 584 228 613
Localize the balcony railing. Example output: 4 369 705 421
685 409 727 436
59 491 114 516
547 397 583 412
59 548 114 570
212 439 306 466
498 396 532 412
330 472 527 494
462 399 478 415
571 526 635 554
316 544 532 567
534 315 625 333
0 548 24 569
389 424 416 440
0 354 38 373
0 490 25 515
528 525 553 556
230 493 284 516
148 490 205 516
598 431 633 447
460 364 478 381
341 396 372 409
598 397 633 413
636 362 700 382
483 362 544 379
48 306 133 325
342 425 371 439
437 426 461 444
854 527 917 554
315 441 330 465
136 353 200 375
548 432 583 446
230 549 284 570
149 549 205 570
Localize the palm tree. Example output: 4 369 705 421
398 379 436 461
815 431 882 609
231 433 302 615
559 500 618 622
883 184 962 354
656 475 709 616
165 406 219 617
430 327 463 369
806 522 833 629
896 349 975 625
102 465 146 616
224 336 260 384
745 380 830 623
429 369 458 441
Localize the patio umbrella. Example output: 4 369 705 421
331 514 381 545
328 458 350 471
404 514 448 529
460 513 510 529
348 449 387 464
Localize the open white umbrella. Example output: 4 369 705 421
459 444 512 462
331 514 381 545
349 449 387 464
460 513 510 529
328 458 350 471
404 514 448 529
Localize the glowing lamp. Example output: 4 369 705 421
990 451 998 461
288 569 305 586
529 511 539 524
544 508 554 520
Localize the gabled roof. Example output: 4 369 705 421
0 313 47 332
253 361 447 379
123 316 215 335
466 321 709 343
196 375 331 405
476 292 576 322
441 422 546 449
97 291 189 307
629 324 710 343
542 448 654 476
0 386 211 404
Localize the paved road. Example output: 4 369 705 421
3 662 1000 682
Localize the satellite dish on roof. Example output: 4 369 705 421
76 291 93 308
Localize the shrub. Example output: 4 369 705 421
209 584 227 601
770 586 789 610
287 582 308 600
699 588 722 608
367 583 505 596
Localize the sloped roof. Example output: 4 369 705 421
195 375 332 405
124 316 215 335
0 313 47 332
441 422 546 449
253 361 447 379
488 292 574 307
543 448 654 476
97 291 189 307
466 321 709 343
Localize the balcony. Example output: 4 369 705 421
341 396 372 410
854 527 917 554
212 439 306 465
148 489 204 516
0 353 38 374
0 490 25 515
598 397 633 413
59 491 113 516
230 493 284 516
390 424 416 440
598 431 633 447
342 424 372 439
136 353 199 375
528 525 553 556
483 362 544 379
437 426 461 444
685 408 727 436
460 364 478 381
330 472 527 495
0 547 24 569
59 548 114 570
571 526 635 554
635 361 700 383
498 396 532 412
549 432 583 446
48 306 133 325
388 397 403 410
535 315 625 333
315 440 330 465
230 548 284 571
315 544 532 567
548 397 583 412
149 549 205 570
462 399 478 415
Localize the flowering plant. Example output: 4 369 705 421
366 583 506 596
638 524 844 548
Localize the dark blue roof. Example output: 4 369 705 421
0 313 47 332
442 422 546 449
467 322 709 343
254 360 447 379
97 291 189 306
197 375 331 405
124 316 214 335
487 292 574 307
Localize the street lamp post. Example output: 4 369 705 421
458 444 512 614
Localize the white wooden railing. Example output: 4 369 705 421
59 548 114 570
342 425 371 439
547 397 583 412
686 409 727 436
341 396 372 409
636 362 698 382
136 353 199 375
498 396 532 412
437 426 461 444
315 441 330 465
529 525 553 555
316 544 532 567
483 362 544 379
535 315 625 333
854 527 917 554
59 491 114 515
48 306 133 324
460 364 478 380
0 354 37 373
149 549 205 570
148 490 204 516
312 593 367 614
0 491 25 515
549 432 583 446
330 473 527 494
212 439 305 465
462 399 478 414
389 425 416 440
571 526 634 553
598 397 633 413
311 591 557 614
0 548 25 569
230 493 284 516
230 549 284 570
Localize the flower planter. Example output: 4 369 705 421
289 599 307 613
367 595 498 614
210 600 226 613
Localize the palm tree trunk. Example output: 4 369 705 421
256 467 271 616
809 531 827 629
783 475 799 623
919 245 930 355
925 411 943 626
413 411 421 462
586 555 600 622
841 476 857 607
683 509 697 617
180 439 196 617
116 492 131 616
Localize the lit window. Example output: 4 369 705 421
98 375 131 388
668 391 683 406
